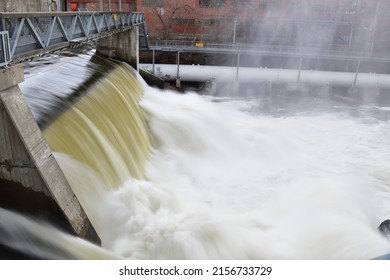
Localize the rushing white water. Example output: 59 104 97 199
0 208 116 260
10 52 390 259
54 78 390 260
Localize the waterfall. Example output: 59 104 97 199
3 51 389 260
44 63 151 187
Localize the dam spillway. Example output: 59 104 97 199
1 49 390 259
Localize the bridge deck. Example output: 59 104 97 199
0 12 149 67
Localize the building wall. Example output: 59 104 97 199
1 0 388 55
66 0 135 12
0 0 51 12
137 0 390 56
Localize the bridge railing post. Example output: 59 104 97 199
0 31 11 67
176 51 181 87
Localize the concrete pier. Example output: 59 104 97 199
96 27 140 71
0 64 99 244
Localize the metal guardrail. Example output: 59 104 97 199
0 12 148 65
153 40 349 53
149 40 390 63
0 30 11 67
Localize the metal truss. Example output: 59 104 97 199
0 12 149 66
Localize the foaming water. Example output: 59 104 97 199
97 87 390 259
12 52 390 259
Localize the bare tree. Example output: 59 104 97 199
144 0 195 40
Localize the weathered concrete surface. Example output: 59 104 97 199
0 64 24 92
0 64 99 244
96 27 139 71
139 69 164 89
0 178 72 231
0 0 49 12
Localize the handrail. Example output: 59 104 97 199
0 12 143 18
149 40 390 63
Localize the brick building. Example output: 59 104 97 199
1 0 388 56
138 0 390 56
66 0 135 12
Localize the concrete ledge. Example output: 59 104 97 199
0 64 24 92
139 69 165 89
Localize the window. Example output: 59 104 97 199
143 0 164 7
198 19 225 25
199 0 225 8
259 1 277 10
334 34 348 44
231 0 257 8
170 18 195 25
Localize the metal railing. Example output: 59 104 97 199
0 31 11 67
0 12 148 64
149 39 390 63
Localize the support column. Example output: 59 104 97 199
176 51 181 88
0 64 99 244
236 53 240 81
152 49 155 74
297 56 303 82
353 60 361 89
96 27 139 71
